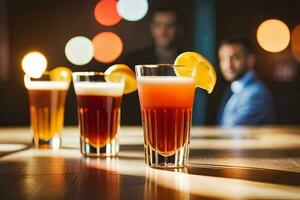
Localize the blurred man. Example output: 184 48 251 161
122 7 183 125
217 38 274 126
124 7 183 65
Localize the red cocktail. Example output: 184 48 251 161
73 72 124 157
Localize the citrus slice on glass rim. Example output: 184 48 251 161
104 64 137 94
174 52 217 93
49 67 72 82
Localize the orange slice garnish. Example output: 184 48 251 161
49 67 72 82
104 64 137 94
174 52 217 93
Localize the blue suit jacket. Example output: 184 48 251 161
219 71 274 127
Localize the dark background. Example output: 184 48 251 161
0 0 299 126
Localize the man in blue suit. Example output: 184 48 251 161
217 38 274 127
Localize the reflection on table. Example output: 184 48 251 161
0 126 299 199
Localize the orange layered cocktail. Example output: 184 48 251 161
136 52 217 168
138 76 195 156
136 65 195 168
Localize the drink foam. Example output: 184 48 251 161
137 76 195 108
74 82 124 96
25 81 69 90
137 76 194 85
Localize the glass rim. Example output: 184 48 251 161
24 75 70 90
135 64 190 69
23 74 70 82
72 71 105 77
72 71 124 83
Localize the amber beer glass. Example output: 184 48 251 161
136 65 195 168
73 72 124 157
24 74 69 149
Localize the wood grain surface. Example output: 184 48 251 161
0 126 299 200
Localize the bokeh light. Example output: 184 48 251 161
94 0 122 26
291 25 300 62
273 61 297 82
117 0 148 21
65 36 94 66
22 51 47 78
92 32 123 63
257 19 290 53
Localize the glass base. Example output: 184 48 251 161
33 136 61 149
80 137 119 157
144 143 189 168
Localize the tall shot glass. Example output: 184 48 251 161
136 64 195 168
24 73 70 149
73 72 124 157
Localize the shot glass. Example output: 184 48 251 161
24 73 69 149
136 64 195 168
73 72 124 157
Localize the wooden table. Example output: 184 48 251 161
0 126 299 199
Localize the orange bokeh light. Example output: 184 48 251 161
291 25 300 62
92 32 123 63
257 19 290 53
94 0 122 26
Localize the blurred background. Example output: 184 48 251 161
0 0 299 126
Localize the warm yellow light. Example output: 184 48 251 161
22 51 47 78
257 19 290 53
51 137 61 150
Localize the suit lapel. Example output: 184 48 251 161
225 72 256 114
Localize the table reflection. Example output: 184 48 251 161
77 158 120 200
144 168 190 200
24 156 66 199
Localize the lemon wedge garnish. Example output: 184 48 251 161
174 52 217 93
49 67 72 82
104 64 137 94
